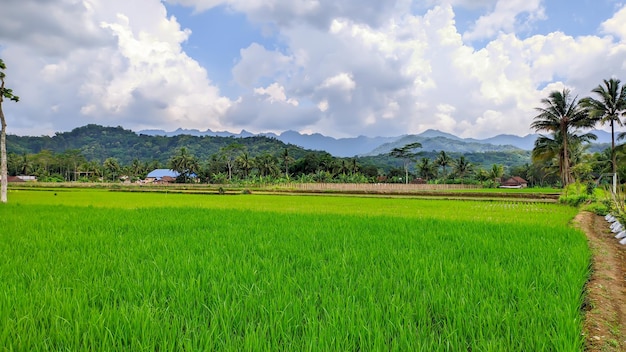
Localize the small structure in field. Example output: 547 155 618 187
500 176 528 189
145 169 180 183
3 175 37 182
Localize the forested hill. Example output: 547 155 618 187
8 124 537 171
7 124 321 165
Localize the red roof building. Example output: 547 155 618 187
500 176 528 188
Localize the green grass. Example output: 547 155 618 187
0 190 589 350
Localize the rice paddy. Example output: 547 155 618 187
0 190 589 350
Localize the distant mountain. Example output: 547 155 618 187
271 130 399 157
138 127 617 157
139 128 400 157
415 129 462 140
139 128 255 138
479 134 538 150
365 135 523 156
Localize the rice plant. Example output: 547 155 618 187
0 191 589 350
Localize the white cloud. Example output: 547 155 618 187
318 73 356 91
254 83 299 106
232 43 293 87
601 4 626 42
0 0 231 135
2 0 626 139
462 0 545 41
220 3 626 138
166 0 403 28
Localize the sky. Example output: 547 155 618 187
1 0 625 139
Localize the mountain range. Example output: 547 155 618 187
139 128 614 157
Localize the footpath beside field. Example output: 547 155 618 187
576 212 626 351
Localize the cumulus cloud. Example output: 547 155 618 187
232 43 293 87
0 0 231 135
165 0 405 28
215 2 626 138
254 83 299 106
462 0 545 41
2 0 626 139
601 4 626 42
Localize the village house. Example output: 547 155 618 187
144 169 180 184
500 176 528 189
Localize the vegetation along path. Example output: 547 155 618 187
576 211 626 351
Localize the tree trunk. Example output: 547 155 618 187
611 120 616 175
404 160 409 184
562 125 570 186
0 103 7 203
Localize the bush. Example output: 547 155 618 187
582 202 609 216
559 183 595 207
559 193 592 207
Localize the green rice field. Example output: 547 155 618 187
0 189 589 350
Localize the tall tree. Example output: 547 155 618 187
532 130 596 186
0 58 19 203
236 151 254 179
435 150 452 180
489 164 504 185
281 148 294 178
103 157 121 182
168 147 199 183
453 156 473 183
531 89 594 186
255 153 279 177
417 157 436 181
219 143 244 181
389 142 422 184
580 78 626 175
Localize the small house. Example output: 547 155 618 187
145 169 180 183
500 176 528 189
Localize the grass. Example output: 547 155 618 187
0 190 589 350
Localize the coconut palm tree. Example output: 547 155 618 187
580 78 626 175
236 152 254 179
489 164 504 185
532 130 597 186
417 157 436 181
281 148 295 178
435 150 452 180
453 156 473 183
531 89 595 186
168 147 199 183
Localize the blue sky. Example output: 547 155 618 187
1 0 626 138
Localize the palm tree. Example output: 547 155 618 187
236 152 254 179
256 153 279 178
281 148 294 178
103 157 121 182
417 157 436 181
531 89 595 186
435 150 452 180
489 164 504 185
168 147 199 183
580 78 626 175
532 130 597 186
453 156 472 183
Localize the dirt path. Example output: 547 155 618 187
574 211 626 351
